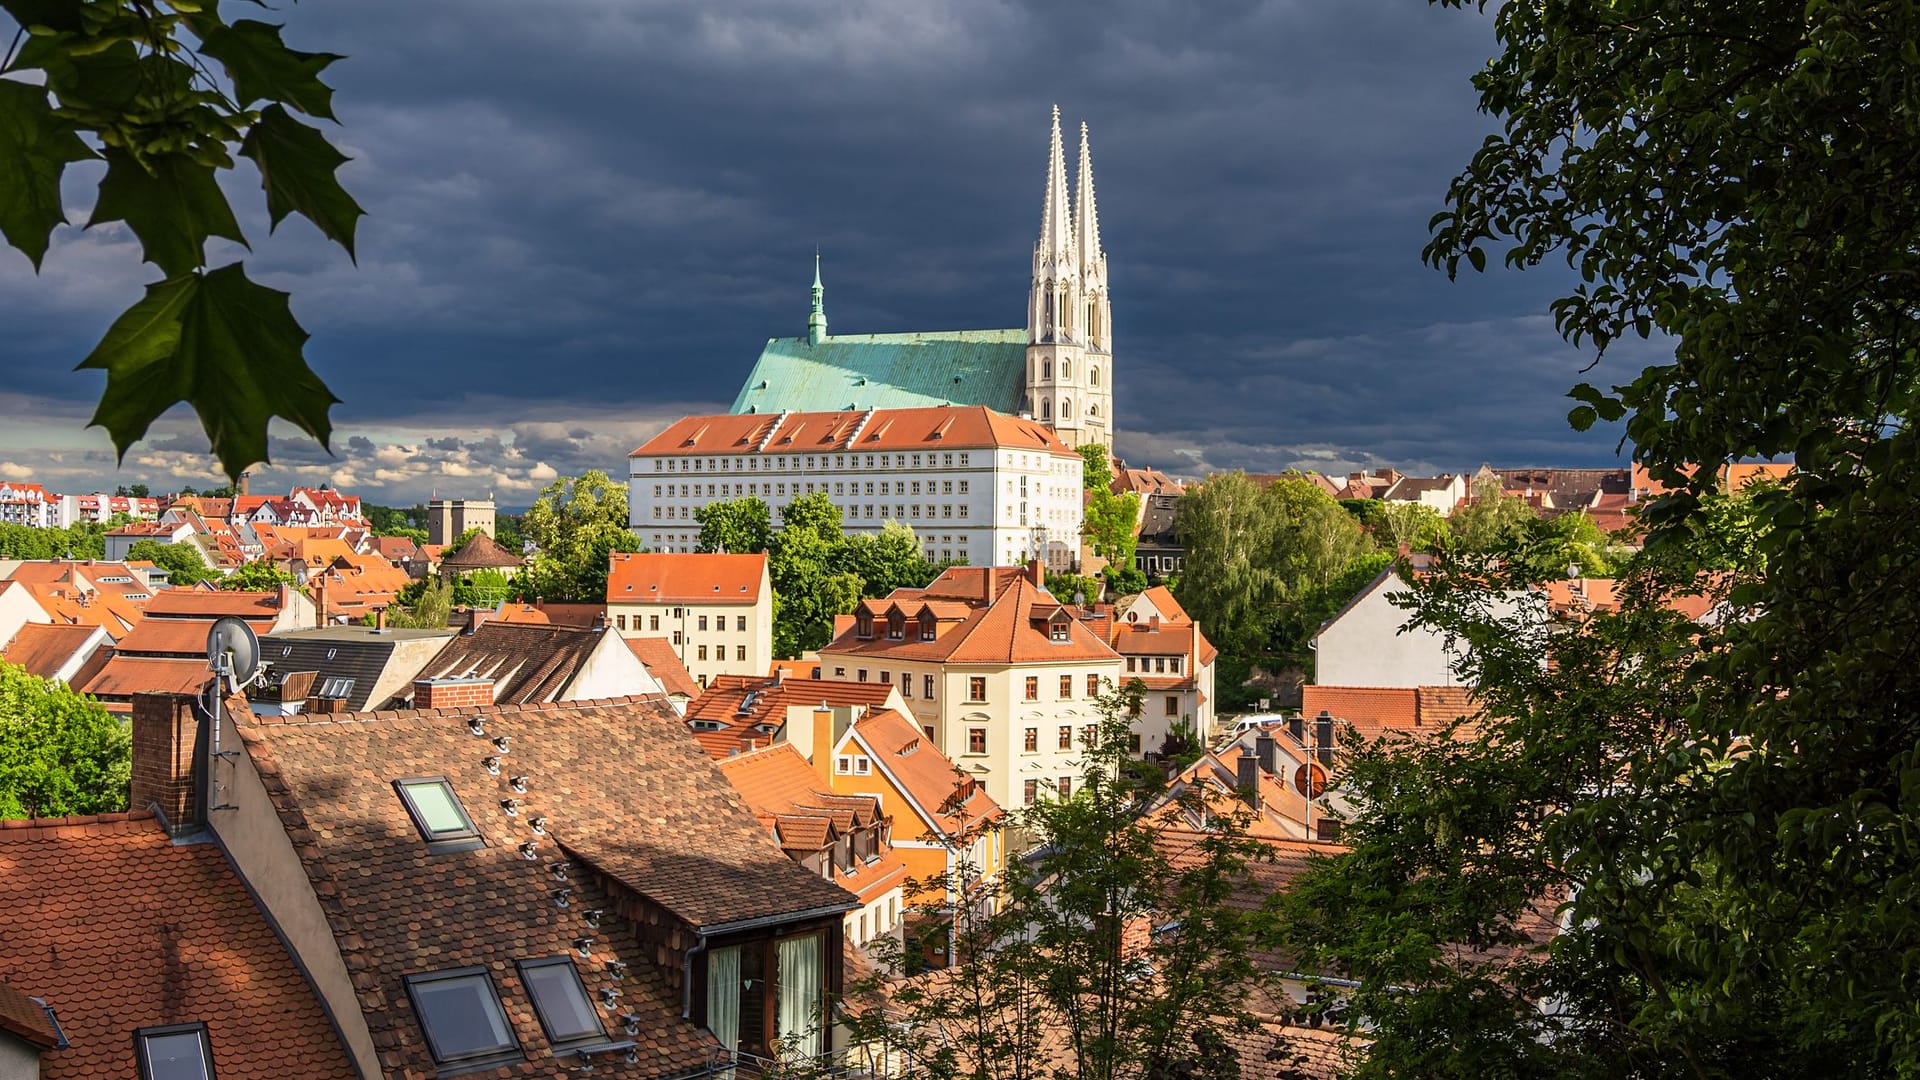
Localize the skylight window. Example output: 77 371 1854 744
405 968 519 1065
394 777 484 852
519 957 607 1049
136 1023 214 1080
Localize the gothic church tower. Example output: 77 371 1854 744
1026 107 1112 452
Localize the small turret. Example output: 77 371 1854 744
807 251 828 346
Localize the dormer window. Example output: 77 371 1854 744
886 612 905 641
1049 621 1070 643
856 612 874 639
918 612 937 641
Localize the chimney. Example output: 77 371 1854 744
130 692 204 834
1287 714 1304 744
315 573 329 625
1314 711 1336 767
772 666 785 688
466 607 490 636
414 677 495 710
1026 558 1045 587
1254 731 1276 776
374 605 388 632
1235 749 1260 810
810 702 834 784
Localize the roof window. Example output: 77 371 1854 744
394 777 484 853
405 967 519 1066
136 1022 213 1080
519 957 608 1050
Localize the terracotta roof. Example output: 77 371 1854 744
370 535 423 563
113 616 274 657
411 622 614 705
850 708 1001 837
605 552 767 604
767 658 820 681
144 589 286 619
439 531 524 569
237 696 853 1077
0 624 103 680
623 636 700 700
683 675 900 760
718 744 909 903
0 811 356 1079
1300 685 1419 740
629 405 1077 459
0 980 59 1049
822 569 1118 665
78 656 212 703
490 602 551 624
15 582 144 641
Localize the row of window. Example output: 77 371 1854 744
692 644 749 663
653 501 987 522
615 613 749 633
655 478 973 499
1124 655 1184 675
408 957 615 1067
655 451 973 473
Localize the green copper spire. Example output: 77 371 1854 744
807 250 828 346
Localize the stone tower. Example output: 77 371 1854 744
1025 107 1111 451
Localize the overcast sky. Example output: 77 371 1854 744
0 0 1652 506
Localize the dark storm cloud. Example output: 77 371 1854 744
0 0 1641 502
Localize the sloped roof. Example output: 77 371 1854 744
0 811 356 1079
262 626 455 712
0 980 59 1049
145 588 285 619
114 616 275 658
79 656 212 703
634 404 1075 459
623 636 700 700
411 622 610 705
729 330 1027 416
1300 685 1419 738
439 531 523 570
1 623 104 680
823 570 1118 665
683 675 900 759
719 744 909 904
851 708 1001 837
606 552 767 604
237 696 853 1076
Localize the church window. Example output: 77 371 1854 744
1042 360 1051 379
1041 400 1052 421
1091 366 1100 387
1061 360 1070 379
1061 398 1073 419
1090 404 1100 417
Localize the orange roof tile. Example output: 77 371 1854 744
718 744 909 903
78 656 213 703
144 589 286 619
623 636 700 700
1 623 104 680
684 675 900 759
0 811 357 1079
850 708 1001 836
113 616 274 657
630 405 1077 459
606 552 767 604
0 979 59 1049
823 569 1118 666
1300 685 1419 739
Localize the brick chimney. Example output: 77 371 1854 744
414 677 495 709
130 692 202 834
1026 558 1045 587
810 703 834 784
1235 748 1260 811
465 607 490 636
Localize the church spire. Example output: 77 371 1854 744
807 250 827 345
1036 104 1074 273
1075 121 1103 266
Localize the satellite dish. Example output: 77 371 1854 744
207 616 261 690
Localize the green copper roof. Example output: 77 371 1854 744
730 329 1028 416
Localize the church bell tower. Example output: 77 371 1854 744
1026 107 1111 452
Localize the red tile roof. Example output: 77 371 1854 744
113 616 275 657
606 552 768 604
0 980 59 1049
850 708 1001 837
683 675 901 760
718 744 909 903
623 636 700 700
822 568 1118 666
144 589 286 619
0 623 103 680
237 695 855 1077
78 656 213 703
1300 685 1419 739
630 405 1077 459
439 531 523 570
0 811 357 1080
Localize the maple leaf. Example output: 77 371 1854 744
0 80 96 269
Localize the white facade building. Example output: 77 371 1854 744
628 405 1085 570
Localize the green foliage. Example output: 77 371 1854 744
767 492 861 658
1083 486 1141 570
451 568 512 608
517 471 636 602
1077 443 1113 490
0 521 104 560
1293 0 1920 1074
386 575 451 630
828 521 940 597
0 662 129 819
1377 500 1449 554
0 0 358 477
1444 475 1535 555
125 537 211 585
1172 472 1285 655
844 680 1274 1079
362 501 427 536
1045 571 1100 604
694 496 772 554
1102 563 1148 597
219 559 294 591
444 526 485 554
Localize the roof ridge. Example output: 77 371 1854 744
0 809 159 837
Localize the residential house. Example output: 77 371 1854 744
403 617 664 707
253 624 458 715
0 566 147 643
370 534 428 576
817 562 1129 815
0 483 58 528
148 687 863 1073
605 553 773 688
0 579 52 654
680 673 904 759
1 622 111 686
78 586 316 713
628 406 1086 570
1132 492 1183 581
0 809 358 1080
102 518 197 562
1108 586 1218 739
1299 683 1482 744
305 552 413 624
1381 473 1467 515
718 742 910 952
1112 465 1184 496
1311 554 1521 688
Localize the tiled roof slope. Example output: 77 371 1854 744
236 696 854 1077
851 708 1001 836
823 569 1117 665
0 979 59 1049
0 811 356 1080
144 588 286 618
1 623 101 680
718 744 908 903
606 552 767 604
728 330 1027 417
683 675 900 759
411 622 609 704
634 404 1074 459
622 637 700 700
440 531 524 570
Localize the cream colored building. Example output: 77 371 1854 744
817 563 1140 814
605 552 772 689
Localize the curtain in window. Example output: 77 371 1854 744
775 934 825 1060
707 946 742 1059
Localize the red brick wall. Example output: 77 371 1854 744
413 680 495 709
130 692 199 831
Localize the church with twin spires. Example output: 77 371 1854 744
729 106 1115 452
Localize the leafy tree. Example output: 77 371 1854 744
845 680 1274 1079
1045 571 1101 605
1378 500 1449 554
1266 474 1375 594
695 497 772 554
364 501 428 537
1289 0 1920 1075
518 471 637 602
0 0 359 477
829 521 940 598
451 568 513 608
1171 472 1285 655
220 560 294 592
0 522 106 561
0 662 129 818
493 513 526 554
1516 510 1620 580
444 526 486 554
125 538 213 585
387 576 452 630
1077 443 1114 491
1083 486 1142 571
1102 564 1148 597
114 482 148 498
767 493 861 658
1446 475 1535 554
